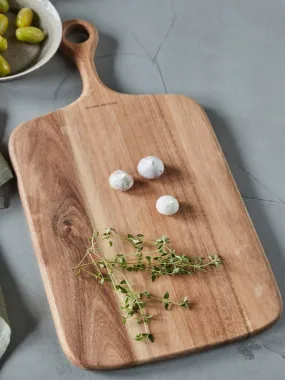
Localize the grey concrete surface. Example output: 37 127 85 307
1 0 285 378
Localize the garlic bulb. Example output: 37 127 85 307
109 170 134 191
138 156 164 179
156 195 179 216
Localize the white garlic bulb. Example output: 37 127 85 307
138 156 164 179
109 170 134 191
156 195 179 216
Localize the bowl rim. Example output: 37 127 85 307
0 1 62 82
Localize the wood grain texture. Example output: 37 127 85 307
9 20 282 369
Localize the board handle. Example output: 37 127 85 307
60 20 105 95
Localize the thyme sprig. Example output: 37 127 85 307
75 228 222 343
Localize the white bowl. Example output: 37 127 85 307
0 0 62 82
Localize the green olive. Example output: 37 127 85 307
0 0 9 13
0 35 7 52
16 8 33 28
16 26 45 44
0 14 8 34
0 54 10 76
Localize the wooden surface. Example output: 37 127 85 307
9 20 282 370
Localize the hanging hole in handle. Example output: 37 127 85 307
65 24 90 44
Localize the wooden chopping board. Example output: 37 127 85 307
9 20 282 370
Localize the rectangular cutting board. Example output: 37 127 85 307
9 20 282 369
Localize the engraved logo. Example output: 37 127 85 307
85 101 118 110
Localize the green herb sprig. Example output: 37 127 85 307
74 228 222 343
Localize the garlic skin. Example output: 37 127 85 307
156 195 179 216
138 156 164 179
109 170 134 191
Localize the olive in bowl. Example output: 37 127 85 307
0 0 61 82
